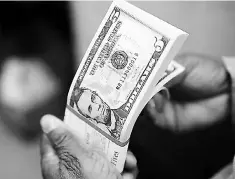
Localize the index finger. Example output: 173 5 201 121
167 53 230 100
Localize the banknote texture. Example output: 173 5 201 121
68 6 169 144
65 0 188 172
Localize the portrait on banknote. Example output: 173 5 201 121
70 87 126 140
64 0 188 172
67 5 170 143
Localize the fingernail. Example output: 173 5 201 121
40 114 63 134
123 173 134 179
153 94 164 113
148 99 155 109
126 151 137 168
159 87 170 100
146 99 156 117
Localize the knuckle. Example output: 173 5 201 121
50 128 73 149
59 151 84 179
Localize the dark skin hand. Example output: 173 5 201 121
147 53 231 131
40 53 231 179
40 115 122 179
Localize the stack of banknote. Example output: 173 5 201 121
64 0 188 172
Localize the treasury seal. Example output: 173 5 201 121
111 50 128 70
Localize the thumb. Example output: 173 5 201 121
40 134 60 179
40 115 87 179
40 114 85 156
147 93 169 128
40 115 123 179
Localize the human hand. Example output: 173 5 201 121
40 114 122 179
122 151 138 179
147 53 231 131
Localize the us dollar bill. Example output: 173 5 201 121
149 60 185 100
64 0 188 172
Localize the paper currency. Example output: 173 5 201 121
149 60 185 100
64 0 188 172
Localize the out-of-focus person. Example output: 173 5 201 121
0 2 74 140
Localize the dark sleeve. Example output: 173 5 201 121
127 57 235 179
129 107 235 179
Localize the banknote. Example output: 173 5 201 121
64 0 188 172
149 60 185 100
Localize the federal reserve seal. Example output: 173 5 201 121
111 50 128 70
